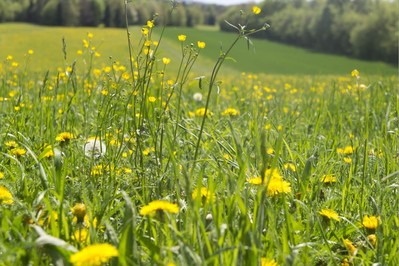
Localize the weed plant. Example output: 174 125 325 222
0 2 398 265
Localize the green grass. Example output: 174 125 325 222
0 23 396 76
0 19 398 265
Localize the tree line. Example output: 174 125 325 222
0 0 223 28
1 0 397 65
220 0 398 65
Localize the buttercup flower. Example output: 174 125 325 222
162 57 171 65
319 209 340 221
248 169 291 196
197 41 206 49
140 200 179 216
252 6 262 15
0 185 13 205
351 69 360 78
192 187 215 204
70 243 118 266
178 34 186 41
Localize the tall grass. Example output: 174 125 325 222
0 2 398 266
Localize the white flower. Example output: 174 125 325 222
84 137 106 158
193 92 203 101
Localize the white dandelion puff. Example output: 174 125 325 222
84 137 106 158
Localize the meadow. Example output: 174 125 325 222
0 8 399 266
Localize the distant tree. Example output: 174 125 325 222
80 0 105 26
40 0 61 25
60 0 80 26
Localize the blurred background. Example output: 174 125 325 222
0 0 397 66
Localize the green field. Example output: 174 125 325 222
1 21 398 265
0 23 396 76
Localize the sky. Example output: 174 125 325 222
187 0 263 5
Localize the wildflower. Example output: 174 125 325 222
56 132 74 143
140 200 179 216
266 148 274 155
84 137 107 158
87 32 94 39
0 172 4 179
341 258 350 266
284 163 296 172
193 92 203 101
148 96 156 103
351 69 360 78
337 146 354 155
343 157 352 164
10 148 26 156
252 6 262 15
362 215 380 230
6 55 13 61
72 203 87 222
343 239 357 255
192 187 215 204
247 176 263 185
162 57 171 65
195 107 213 117
0 185 13 204
70 243 118 266
5 140 18 148
42 145 55 158
147 20 154 28
221 108 240 116
27 49 34 55
319 209 340 222
367 234 377 247
141 27 149 36
248 169 291 196
73 228 88 243
197 41 206 49
178 34 186 41
261 258 278 266
321 174 337 184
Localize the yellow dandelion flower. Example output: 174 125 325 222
247 176 263 185
266 177 291 197
343 239 357 255
73 228 89 243
252 6 262 15
195 107 213 117
362 215 380 230
221 108 240 116
5 140 18 148
261 258 278 266
10 148 26 156
321 174 337 184
140 200 179 216
70 243 118 266
162 57 171 65
0 185 13 205
343 157 352 164
178 34 186 41
284 163 296 172
319 209 340 221
192 187 215 204
56 132 74 142
197 41 206 49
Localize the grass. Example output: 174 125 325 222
0 23 397 75
0 16 398 266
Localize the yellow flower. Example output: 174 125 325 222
319 209 340 221
221 108 240 116
56 132 74 142
367 234 377 247
321 174 337 184
284 163 296 172
195 107 213 117
10 148 26 156
87 32 94 39
0 172 4 179
0 185 13 205
247 176 263 185
197 41 206 49
162 57 171 65
343 239 357 255
73 228 89 243
5 140 18 148
140 200 179 216
248 169 291 196
362 215 380 230
192 187 215 204
351 69 360 78
178 34 186 41
148 96 156 103
27 49 34 55
72 203 87 221
147 20 154 28
343 157 352 164
141 27 149 36
70 243 118 266
252 6 262 15
261 258 278 266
